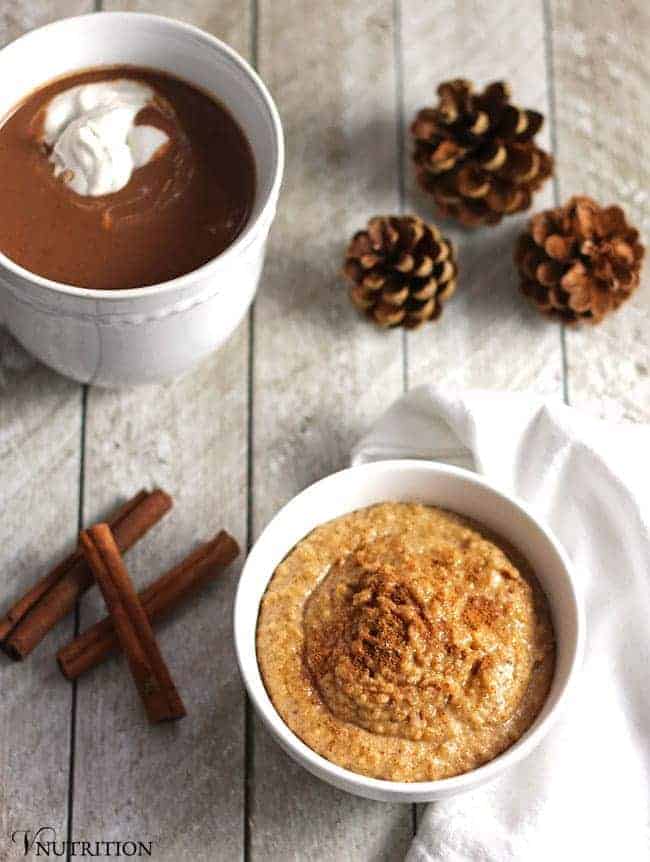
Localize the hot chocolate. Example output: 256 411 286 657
0 67 256 290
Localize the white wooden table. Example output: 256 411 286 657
1 1 648 859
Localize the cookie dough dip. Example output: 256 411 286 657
256 503 555 782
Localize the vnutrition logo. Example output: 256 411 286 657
10 828 153 857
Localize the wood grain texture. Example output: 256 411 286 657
401 0 563 397
551 0 650 421
0 0 91 850
69 3 251 860
250 1 412 860
0 1 88 40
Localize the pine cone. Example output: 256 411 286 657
411 79 553 227
343 215 457 328
515 196 644 324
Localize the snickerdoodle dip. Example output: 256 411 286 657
256 503 555 782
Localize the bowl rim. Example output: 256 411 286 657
0 11 285 301
234 459 585 798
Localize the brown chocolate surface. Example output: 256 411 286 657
0 67 256 290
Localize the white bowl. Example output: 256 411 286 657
0 13 284 386
235 460 584 803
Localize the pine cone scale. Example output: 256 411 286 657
414 257 434 278
383 284 410 306
478 142 507 171
411 278 437 301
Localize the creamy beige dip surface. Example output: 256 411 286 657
256 503 555 782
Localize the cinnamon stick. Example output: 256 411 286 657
58 530 239 680
80 524 186 723
0 489 172 660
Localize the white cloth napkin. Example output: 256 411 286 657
352 387 650 862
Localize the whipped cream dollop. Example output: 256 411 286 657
42 80 170 196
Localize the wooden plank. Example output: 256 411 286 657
251 2 412 860
401 0 563 397
0 0 91 850
70 3 251 860
398 0 562 827
0 3 87 41
550 0 650 421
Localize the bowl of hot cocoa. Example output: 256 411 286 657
0 13 284 385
